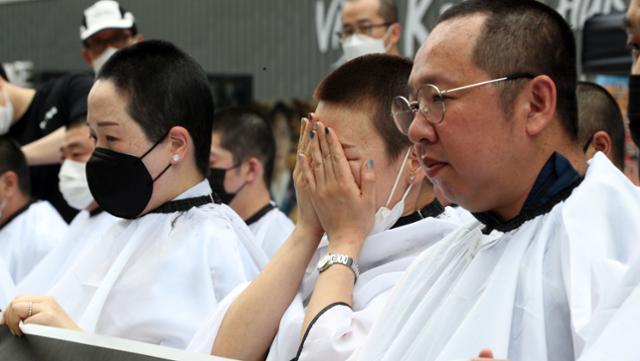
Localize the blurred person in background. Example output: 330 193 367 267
625 0 640 171
0 136 67 286
577 81 626 170
209 106 294 258
16 117 118 295
339 0 402 62
0 0 142 222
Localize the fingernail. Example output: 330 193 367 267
297 152 301 160
325 127 330 135
310 130 315 140
312 123 319 131
366 160 374 169
307 113 313 121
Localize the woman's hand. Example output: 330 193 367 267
1 295 80 336
298 119 376 259
293 115 325 239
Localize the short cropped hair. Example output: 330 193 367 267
0 65 7 81
577 82 625 169
212 107 276 186
345 0 398 23
439 0 578 141
0 136 30 195
97 40 214 176
314 54 412 162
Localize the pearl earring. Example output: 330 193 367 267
172 154 180 162
409 175 415 182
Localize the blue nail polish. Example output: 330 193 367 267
366 160 374 169
310 130 315 140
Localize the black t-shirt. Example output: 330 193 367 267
8 72 94 223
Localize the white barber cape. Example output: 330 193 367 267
0 257 16 307
0 200 67 284
17 209 118 295
247 204 294 257
349 153 640 361
47 180 268 349
187 209 462 360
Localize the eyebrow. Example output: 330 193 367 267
97 120 120 128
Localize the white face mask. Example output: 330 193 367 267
369 148 413 235
341 28 392 62
59 159 94 210
0 89 14 135
91 47 119 75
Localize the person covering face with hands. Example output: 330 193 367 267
188 55 462 361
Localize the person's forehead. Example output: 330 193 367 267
315 101 374 147
409 15 486 91
342 0 382 24
87 80 128 127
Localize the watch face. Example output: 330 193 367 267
317 254 331 270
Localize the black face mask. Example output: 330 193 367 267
207 166 246 205
86 133 171 219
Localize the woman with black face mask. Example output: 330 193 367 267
1 40 268 349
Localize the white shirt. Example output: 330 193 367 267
349 153 640 361
247 205 293 257
0 200 67 285
187 210 463 360
48 180 268 349
0 257 16 307
17 209 118 295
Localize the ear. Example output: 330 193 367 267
388 22 402 47
133 34 144 44
524 75 557 137
167 126 191 165
244 157 264 184
406 149 422 185
0 171 19 199
81 48 93 67
590 130 613 157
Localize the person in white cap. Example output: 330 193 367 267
80 0 143 75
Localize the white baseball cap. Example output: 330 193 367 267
80 0 135 41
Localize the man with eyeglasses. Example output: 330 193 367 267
339 0 402 61
328 1 640 360
80 0 143 75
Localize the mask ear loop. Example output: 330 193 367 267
384 148 413 208
140 129 173 183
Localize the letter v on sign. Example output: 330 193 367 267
316 0 342 53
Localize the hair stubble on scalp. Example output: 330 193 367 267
577 82 626 169
96 39 214 176
438 0 579 141
314 54 413 163
0 136 31 196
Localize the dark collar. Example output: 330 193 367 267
472 152 583 235
148 195 216 215
391 198 446 229
0 199 35 230
245 202 276 226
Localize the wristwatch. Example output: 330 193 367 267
317 253 359 283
